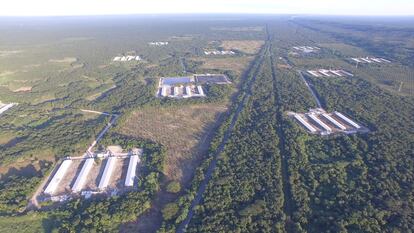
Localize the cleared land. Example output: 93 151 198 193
120 104 227 184
192 56 253 75
221 40 264 54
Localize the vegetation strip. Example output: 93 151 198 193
176 40 269 233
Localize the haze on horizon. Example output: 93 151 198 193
0 0 413 17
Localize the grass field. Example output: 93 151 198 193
0 213 53 233
221 40 264 54
191 56 254 75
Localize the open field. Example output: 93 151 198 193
120 104 227 183
0 213 51 233
220 40 264 54
191 56 254 75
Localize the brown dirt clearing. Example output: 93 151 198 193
120 103 227 184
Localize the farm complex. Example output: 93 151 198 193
288 108 368 135
351 57 391 64
113 55 142 62
204 49 235 55
307 69 354 77
292 46 320 54
39 147 142 202
156 74 231 98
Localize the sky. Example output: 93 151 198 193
0 0 413 16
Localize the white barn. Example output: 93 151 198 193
44 159 72 195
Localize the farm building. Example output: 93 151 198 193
113 55 141 62
44 159 73 195
125 155 140 187
351 57 391 64
288 109 367 135
98 157 117 190
149 41 168 46
308 114 332 133
156 74 228 99
0 103 17 116
293 114 317 133
307 69 353 78
293 46 320 53
322 113 347 130
204 50 235 55
197 85 205 96
334 112 361 129
72 158 95 193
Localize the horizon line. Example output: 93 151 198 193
1 12 414 18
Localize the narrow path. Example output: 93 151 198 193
267 26 295 233
176 42 268 233
80 109 119 156
297 70 322 108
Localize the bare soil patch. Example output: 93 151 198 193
48 57 77 63
120 104 227 184
12 86 32 92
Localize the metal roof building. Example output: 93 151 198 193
185 86 192 97
44 159 72 195
334 112 361 129
197 86 205 96
294 114 317 133
308 114 332 132
161 86 168 97
319 69 333 77
307 70 322 77
322 113 347 130
72 158 94 193
0 103 16 115
125 155 140 187
330 70 344 77
174 86 180 96
98 157 117 190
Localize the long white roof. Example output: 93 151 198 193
98 157 117 190
0 103 16 115
334 112 361 129
308 114 332 132
322 113 347 130
294 114 317 132
72 158 94 192
44 159 72 195
125 155 140 187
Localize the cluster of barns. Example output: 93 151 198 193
42 148 142 202
204 50 235 55
113 55 142 62
351 57 391 64
289 108 367 135
160 85 206 98
307 69 354 77
149 41 168 46
293 46 320 53
157 74 231 99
